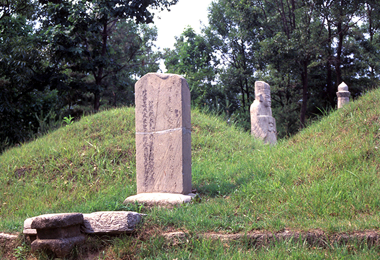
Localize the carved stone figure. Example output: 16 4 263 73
336 82 350 109
250 81 277 144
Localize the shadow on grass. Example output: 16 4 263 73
194 174 254 198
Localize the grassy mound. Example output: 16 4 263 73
1 88 380 258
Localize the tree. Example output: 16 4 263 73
164 27 222 109
102 21 161 107
206 0 259 116
40 0 178 111
204 0 379 137
0 9 61 151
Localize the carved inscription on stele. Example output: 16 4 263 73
134 73 191 194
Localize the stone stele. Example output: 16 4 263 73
250 81 277 144
336 82 350 109
81 211 142 234
30 213 86 258
124 73 192 205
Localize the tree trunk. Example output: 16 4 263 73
336 20 343 85
94 89 100 111
326 22 335 107
93 16 109 112
300 60 308 129
239 80 246 113
335 1 344 86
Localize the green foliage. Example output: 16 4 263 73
164 27 222 109
180 0 380 137
102 21 161 108
0 13 63 152
63 115 74 126
13 243 29 260
40 0 177 111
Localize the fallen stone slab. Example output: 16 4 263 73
0 232 19 241
124 192 195 206
82 211 142 234
30 213 86 258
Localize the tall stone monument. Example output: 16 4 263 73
250 81 277 145
124 73 194 206
336 82 350 109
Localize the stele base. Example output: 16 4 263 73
123 193 195 206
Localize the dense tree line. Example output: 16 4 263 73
1 0 380 151
165 0 380 137
0 0 177 151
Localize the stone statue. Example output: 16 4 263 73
336 82 350 109
250 81 277 144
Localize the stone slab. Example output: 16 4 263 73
136 129 191 194
124 193 196 206
82 211 142 234
31 213 83 229
134 73 192 195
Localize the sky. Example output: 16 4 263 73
152 0 214 50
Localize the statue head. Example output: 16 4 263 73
255 81 271 108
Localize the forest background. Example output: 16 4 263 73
1 0 379 152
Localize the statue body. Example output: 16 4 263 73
250 81 277 145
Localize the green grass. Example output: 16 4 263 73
1 88 380 258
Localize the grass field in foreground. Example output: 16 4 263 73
1 88 380 259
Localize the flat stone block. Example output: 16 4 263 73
136 129 191 194
31 213 83 229
82 211 142 234
124 193 195 206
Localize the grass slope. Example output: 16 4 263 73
1 88 380 259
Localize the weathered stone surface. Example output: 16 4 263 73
337 82 350 109
250 81 277 144
31 213 83 229
30 213 85 258
134 73 192 195
23 217 37 235
0 232 18 240
135 73 191 133
82 211 142 234
135 129 191 194
124 192 195 206
31 236 86 258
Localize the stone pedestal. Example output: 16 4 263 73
337 82 350 109
124 192 196 206
125 73 192 205
30 213 85 258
